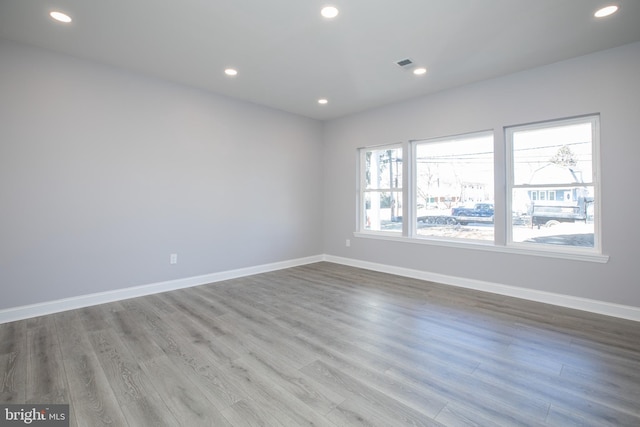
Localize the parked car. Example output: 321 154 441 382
450 203 494 225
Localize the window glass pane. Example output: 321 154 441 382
512 123 593 186
509 117 597 250
361 145 403 233
365 148 402 190
364 191 403 232
415 133 493 241
512 186 594 247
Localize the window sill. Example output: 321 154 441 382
353 231 609 263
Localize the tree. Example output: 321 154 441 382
550 145 577 167
416 162 435 206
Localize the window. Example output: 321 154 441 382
507 115 599 250
359 145 403 233
413 131 494 241
356 115 603 260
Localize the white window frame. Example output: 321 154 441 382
409 130 495 243
357 143 404 235
505 115 602 255
354 115 607 263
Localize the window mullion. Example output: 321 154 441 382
405 140 414 237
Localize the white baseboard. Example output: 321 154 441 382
2 253 638 324
0 255 323 324
323 255 640 322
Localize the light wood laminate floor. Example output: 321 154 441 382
1 262 639 426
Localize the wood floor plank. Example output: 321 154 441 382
87 328 179 426
113 311 172 366
545 405 594 427
0 320 27 355
221 398 289 427
435 402 547 427
301 360 445 427
386 361 551 424
213 309 319 370
124 298 245 411
0 320 27 404
311 339 449 419
53 311 129 426
560 363 640 401
74 305 113 332
155 291 227 335
140 355 233 426
219 357 336 427
0 351 25 404
25 316 68 404
164 311 241 366
472 361 640 425
236 347 346 416
174 313 342 426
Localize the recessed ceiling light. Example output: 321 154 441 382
224 68 238 76
413 67 427 76
318 99 328 105
321 6 339 19
49 11 72 23
594 5 619 18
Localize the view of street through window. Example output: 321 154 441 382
364 117 597 249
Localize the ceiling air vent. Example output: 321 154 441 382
396 58 414 68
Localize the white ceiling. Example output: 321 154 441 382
1 0 639 120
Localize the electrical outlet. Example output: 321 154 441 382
346 239 351 247
170 253 178 264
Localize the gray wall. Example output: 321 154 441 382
2 38 639 313
323 41 640 308
0 39 324 309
